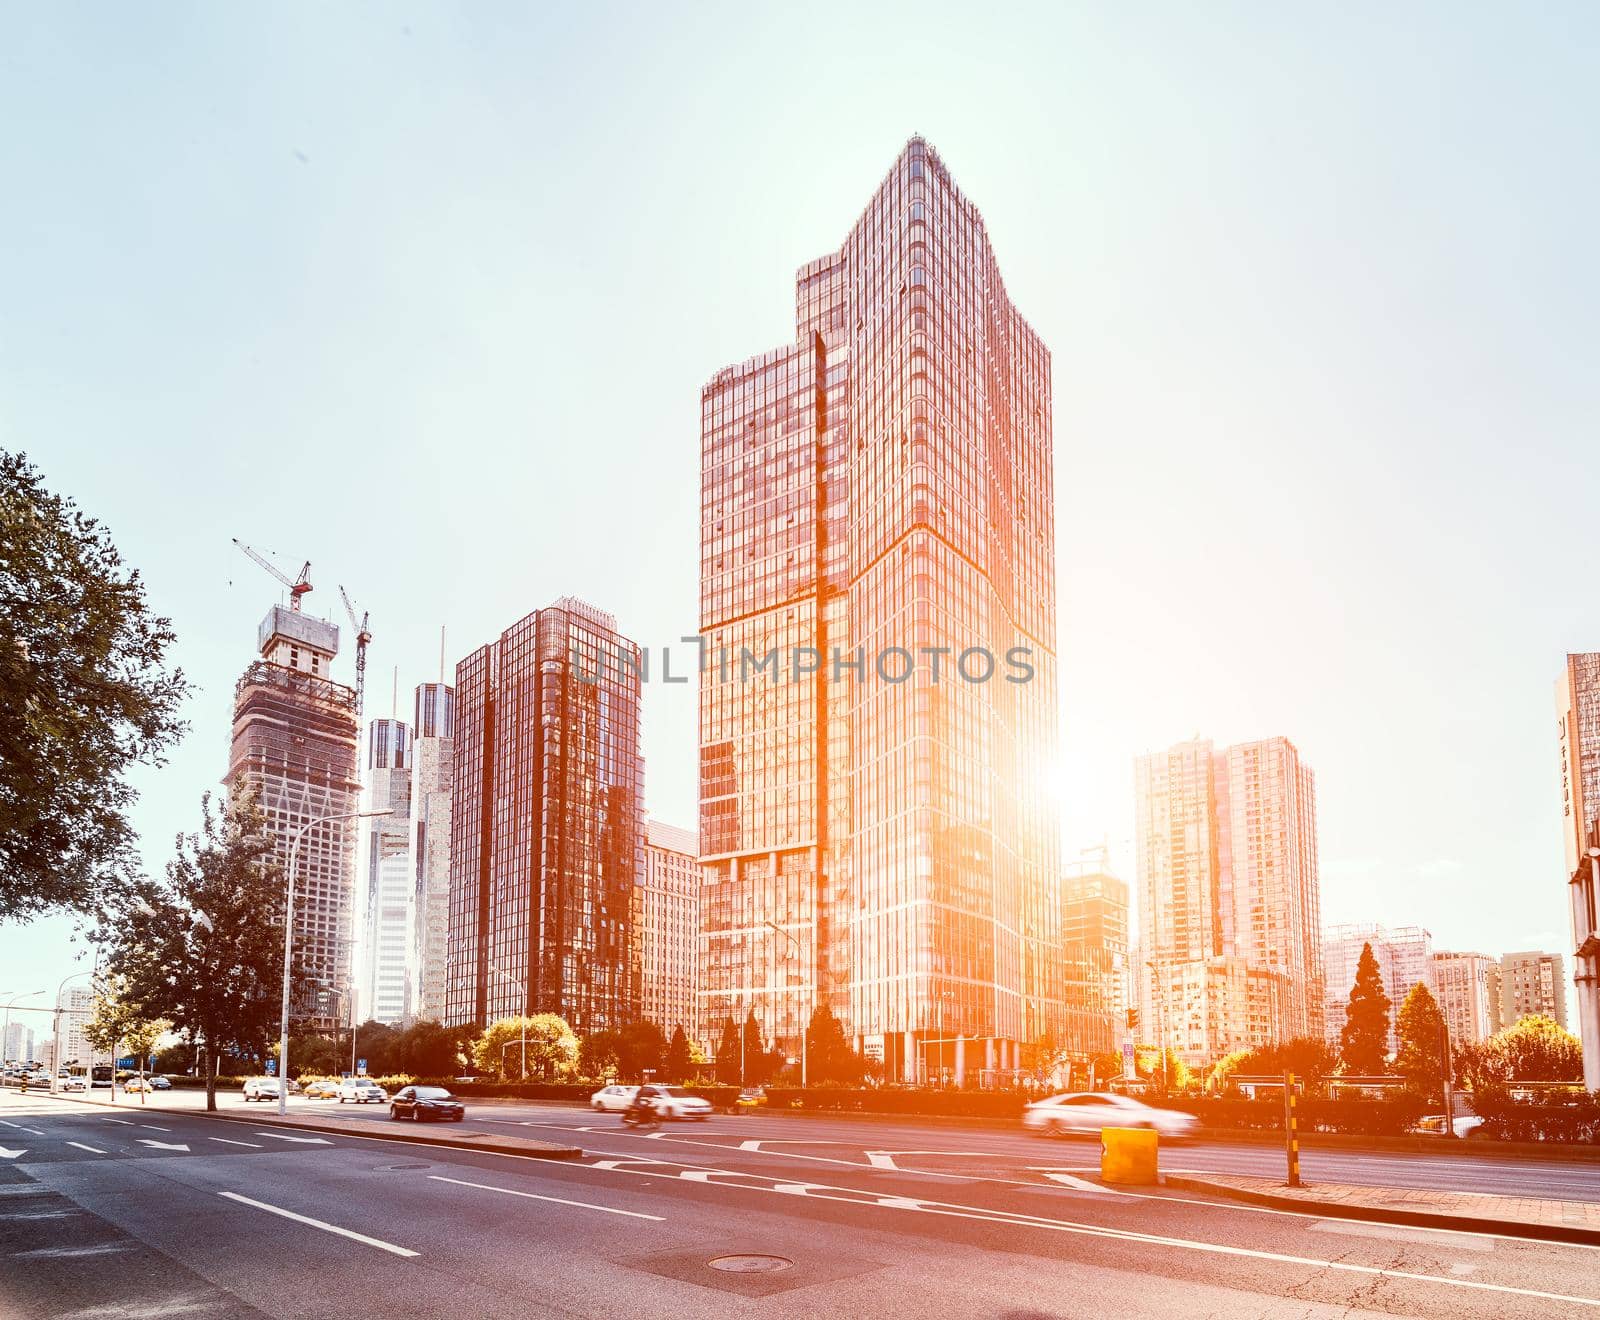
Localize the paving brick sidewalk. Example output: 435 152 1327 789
1166 1172 1600 1245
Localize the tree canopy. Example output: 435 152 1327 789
474 1014 578 1080
805 1005 865 1086
1394 981 1447 1097
0 451 188 923
1339 941 1391 1073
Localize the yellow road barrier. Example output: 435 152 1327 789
1100 1126 1159 1184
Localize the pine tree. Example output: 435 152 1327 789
741 1010 766 1085
1395 981 1447 1098
714 1015 741 1085
805 1005 864 1086
665 1025 693 1082
1339 941 1391 1074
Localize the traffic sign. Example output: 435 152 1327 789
265 1059 277 1076
357 1058 367 1076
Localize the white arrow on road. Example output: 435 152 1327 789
137 1139 190 1152
253 1132 332 1145
0 1146 27 1160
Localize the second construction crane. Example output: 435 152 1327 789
339 584 372 720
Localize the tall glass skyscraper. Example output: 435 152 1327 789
358 716 412 1025
444 599 644 1034
409 681 454 1023
698 138 1061 1084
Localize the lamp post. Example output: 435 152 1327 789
765 921 809 1088
278 809 391 1116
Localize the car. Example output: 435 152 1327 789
1023 1091 1199 1140
390 1085 465 1122
142 1075 171 1091
123 1077 153 1092
303 1079 342 1099
337 1078 387 1104
242 1077 284 1102
737 1087 768 1109
1415 1113 1487 1139
62 1076 87 1092
591 1084 640 1113
634 1085 714 1121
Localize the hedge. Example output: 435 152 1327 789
763 1088 1028 1119
1474 1089 1600 1144
1162 1096 1430 1136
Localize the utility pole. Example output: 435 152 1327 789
1440 1015 1456 1138
1282 1071 1302 1187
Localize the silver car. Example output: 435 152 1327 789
337 1079 388 1104
1023 1091 1198 1139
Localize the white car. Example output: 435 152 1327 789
591 1084 640 1113
337 1079 387 1104
242 1077 283 1102
634 1084 714 1121
62 1076 88 1092
1023 1091 1198 1140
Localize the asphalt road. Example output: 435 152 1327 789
4 1090 1600 1318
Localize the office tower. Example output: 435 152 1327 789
1321 922 1433 1055
444 599 644 1034
1556 653 1600 1088
634 820 700 1035
357 717 413 1025
1062 854 1129 1064
1501 950 1569 1029
2 1023 34 1064
1135 736 1321 1066
409 682 455 1022
1431 951 1501 1044
55 984 97 1073
697 137 1060 1086
226 606 360 1028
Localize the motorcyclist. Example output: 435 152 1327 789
623 1084 660 1125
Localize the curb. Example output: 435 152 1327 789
1163 1174 1600 1247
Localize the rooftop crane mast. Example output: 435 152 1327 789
232 538 313 611
339 585 372 719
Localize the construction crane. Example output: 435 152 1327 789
339 585 372 719
232 538 313 612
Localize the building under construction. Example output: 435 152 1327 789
226 605 361 1029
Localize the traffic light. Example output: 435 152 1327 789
1125 1008 1139 1031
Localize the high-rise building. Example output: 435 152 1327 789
2 1023 34 1064
634 821 700 1036
1501 950 1568 1030
1556 653 1600 1088
697 138 1060 1086
1321 922 1433 1055
54 984 98 1073
358 717 413 1025
1136 737 1321 1066
226 606 360 1028
1431 951 1501 1044
444 599 644 1035
1061 855 1128 1064
409 682 454 1023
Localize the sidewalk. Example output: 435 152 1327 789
1165 1172 1600 1246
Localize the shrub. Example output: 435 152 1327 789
1162 1095 1429 1136
1473 1087 1600 1143
762 1088 1028 1119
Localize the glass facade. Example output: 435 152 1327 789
409 682 455 1022
698 138 1062 1080
358 717 413 1025
444 600 644 1033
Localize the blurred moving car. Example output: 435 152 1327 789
736 1087 767 1109
590 1084 639 1113
634 1084 713 1121
337 1079 387 1104
1414 1113 1487 1139
302 1079 341 1099
242 1077 284 1102
389 1085 465 1122
1023 1091 1199 1139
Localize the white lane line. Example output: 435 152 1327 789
137 1125 171 1132
65 1142 106 1155
136 1139 189 1152
252 1132 332 1145
427 1175 663 1221
101 1119 134 1126
217 1192 418 1257
0 1120 45 1136
208 1138 263 1149
866 1151 898 1169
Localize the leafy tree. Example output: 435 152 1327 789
1490 1014 1582 1082
1020 1030 1072 1087
664 1026 693 1082
286 1033 345 1079
1235 1037 1340 1087
84 974 164 1096
1208 1049 1252 1092
1394 982 1448 1098
742 1011 779 1085
1089 1050 1127 1090
579 1028 620 1079
714 1015 741 1085
394 1020 472 1078
1339 942 1391 1074
348 1020 401 1075
618 1020 667 1080
92 787 291 1110
474 1014 577 1080
0 452 189 924
1135 1044 1191 1095
804 1005 864 1086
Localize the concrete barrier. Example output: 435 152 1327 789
1101 1126 1159 1184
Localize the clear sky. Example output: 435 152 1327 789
2 2 1595 1008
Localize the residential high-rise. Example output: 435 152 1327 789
1135 737 1321 1066
1431 951 1501 1044
634 821 700 1036
409 682 454 1022
1061 855 1128 1065
444 599 644 1035
358 717 413 1025
226 606 360 1027
2 1023 34 1065
697 138 1060 1086
1322 922 1433 1055
54 984 98 1074
1556 653 1600 1088
1501 950 1568 1030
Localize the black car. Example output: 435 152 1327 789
389 1085 465 1122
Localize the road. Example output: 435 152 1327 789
3 1090 1599 1317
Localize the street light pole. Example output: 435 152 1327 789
278 808 391 1117
765 921 808 1089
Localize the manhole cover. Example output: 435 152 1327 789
374 1163 431 1171
707 1255 792 1274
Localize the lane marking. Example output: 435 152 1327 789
101 1119 134 1126
866 1152 898 1169
0 1147 28 1160
208 1138 263 1149
1310 1220 1494 1253
426 1175 663 1221
136 1139 189 1152
253 1132 333 1145
138 1125 172 1132
10 1244 131 1259
1035 1171 1114 1194
0 1121 44 1136
65 1142 106 1155
217 1192 418 1257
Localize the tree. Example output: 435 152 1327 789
1135 1044 1191 1095
83 974 162 1097
804 1005 864 1086
473 1014 578 1080
618 1020 667 1080
0 452 189 924
579 1029 621 1079
1339 942 1391 1074
1232 1037 1340 1088
394 1020 472 1078
1490 1014 1583 1082
665 1026 693 1083
91 787 291 1111
1020 1031 1072 1088
741 1011 774 1086
1394 982 1447 1098
714 1015 741 1085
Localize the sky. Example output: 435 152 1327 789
2 2 1596 1014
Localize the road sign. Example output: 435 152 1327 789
1121 1041 1136 1080
357 1058 367 1076
265 1059 277 1076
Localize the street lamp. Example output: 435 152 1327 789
765 921 809 1089
278 808 392 1116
